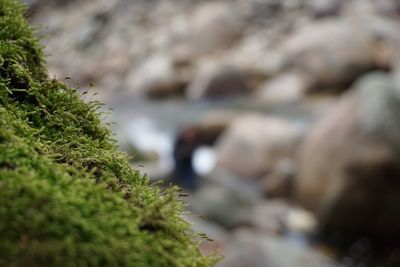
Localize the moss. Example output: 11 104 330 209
0 0 218 266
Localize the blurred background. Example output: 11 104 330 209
25 0 400 266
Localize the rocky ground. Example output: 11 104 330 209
26 0 400 266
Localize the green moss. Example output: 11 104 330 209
0 0 218 266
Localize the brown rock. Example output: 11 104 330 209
297 72 400 240
264 158 296 199
169 2 242 57
308 0 345 18
279 18 379 93
257 72 307 103
216 114 302 179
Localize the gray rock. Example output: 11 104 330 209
218 229 342 267
188 184 253 229
188 167 263 229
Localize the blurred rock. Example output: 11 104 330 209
264 158 296 199
169 2 243 57
250 200 317 238
372 0 400 16
257 72 307 103
126 54 189 99
297 72 400 242
218 228 342 267
186 65 252 100
250 200 290 234
188 183 255 229
230 34 283 79
216 114 303 179
308 0 345 18
28 0 400 102
189 167 263 229
279 18 379 93
235 0 285 38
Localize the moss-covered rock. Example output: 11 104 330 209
0 0 217 266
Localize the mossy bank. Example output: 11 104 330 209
0 0 217 266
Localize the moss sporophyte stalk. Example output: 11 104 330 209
0 0 218 265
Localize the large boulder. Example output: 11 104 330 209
216 114 303 179
297 72 400 242
278 18 383 93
